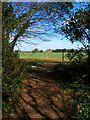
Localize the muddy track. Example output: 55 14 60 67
4 63 74 120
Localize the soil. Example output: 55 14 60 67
3 63 75 120
41 54 69 61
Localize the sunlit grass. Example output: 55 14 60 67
19 52 69 62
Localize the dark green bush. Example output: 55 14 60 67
68 83 90 119
2 51 27 116
53 58 90 119
66 51 88 63
53 59 89 84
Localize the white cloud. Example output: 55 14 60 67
43 41 62 46
51 37 59 41
49 42 55 45
27 27 44 32
44 42 48 45
67 41 72 44
27 27 39 32
9 35 14 40
43 42 55 45
58 42 62 45
38 24 43 28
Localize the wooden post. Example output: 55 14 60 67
62 51 64 62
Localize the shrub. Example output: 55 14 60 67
53 59 89 84
2 51 27 116
53 59 90 119
68 83 90 119
66 51 87 63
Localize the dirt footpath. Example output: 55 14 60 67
8 63 74 119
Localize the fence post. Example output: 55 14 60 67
62 51 64 62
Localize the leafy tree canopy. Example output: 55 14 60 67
54 2 90 52
2 2 73 57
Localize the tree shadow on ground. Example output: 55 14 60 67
3 63 76 120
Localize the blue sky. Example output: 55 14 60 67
14 41 83 51
14 33 83 51
13 2 88 51
14 20 83 51
14 17 83 51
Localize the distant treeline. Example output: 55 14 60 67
52 48 86 52
15 48 86 53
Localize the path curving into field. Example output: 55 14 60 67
7 63 74 119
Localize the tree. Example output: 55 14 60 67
2 2 74 67
2 1 74 79
2 2 73 56
2 2 75 115
59 3 90 56
2 2 44 57
62 48 67 52
70 48 75 53
40 50 43 52
2 2 45 106
33 48 39 52
2 1 74 112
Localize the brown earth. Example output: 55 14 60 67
41 55 69 61
3 63 75 120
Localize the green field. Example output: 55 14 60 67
19 52 69 62
19 52 88 62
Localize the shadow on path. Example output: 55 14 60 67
4 63 75 120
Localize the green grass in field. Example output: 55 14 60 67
19 52 46 59
19 52 68 59
47 52 68 58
